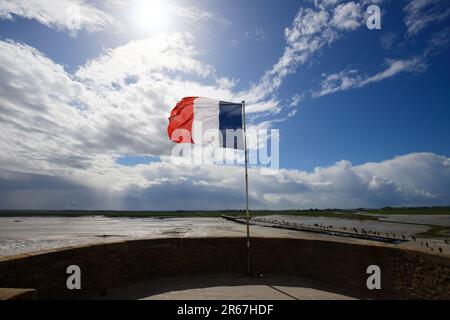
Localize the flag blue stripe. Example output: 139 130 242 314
218 101 243 149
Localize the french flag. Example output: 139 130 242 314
168 97 244 149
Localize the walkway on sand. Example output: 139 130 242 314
222 215 407 244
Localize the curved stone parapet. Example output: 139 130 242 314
0 237 449 300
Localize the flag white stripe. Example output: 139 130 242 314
192 97 220 145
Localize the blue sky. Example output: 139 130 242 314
0 0 449 210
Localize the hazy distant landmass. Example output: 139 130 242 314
0 207 449 218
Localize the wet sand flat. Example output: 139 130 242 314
1 216 449 257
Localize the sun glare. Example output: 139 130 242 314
130 0 172 32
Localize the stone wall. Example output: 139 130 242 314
0 237 449 299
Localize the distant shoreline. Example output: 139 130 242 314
0 207 450 218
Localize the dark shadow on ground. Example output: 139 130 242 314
92 275 359 300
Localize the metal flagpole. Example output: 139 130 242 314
242 100 251 276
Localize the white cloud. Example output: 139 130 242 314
4 37 443 210
241 7 333 110
246 99 281 114
404 0 450 36
173 4 214 21
290 93 305 108
332 1 363 31
379 32 399 50
0 1 448 211
0 0 116 34
0 35 241 179
0 0 225 35
286 94 304 118
241 0 370 113
0 40 98 174
313 0 339 10
0 153 448 210
254 27 267 41
0 0 408 118
424 26 450 56
313 57 427 97
75 32 215 89
361 57 427 84
310 0 450 98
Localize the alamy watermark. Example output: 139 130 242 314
66 265 81 290
366 265 381 290
367 4 381 30
169 122 279 175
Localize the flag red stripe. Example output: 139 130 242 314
167 97 197 143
